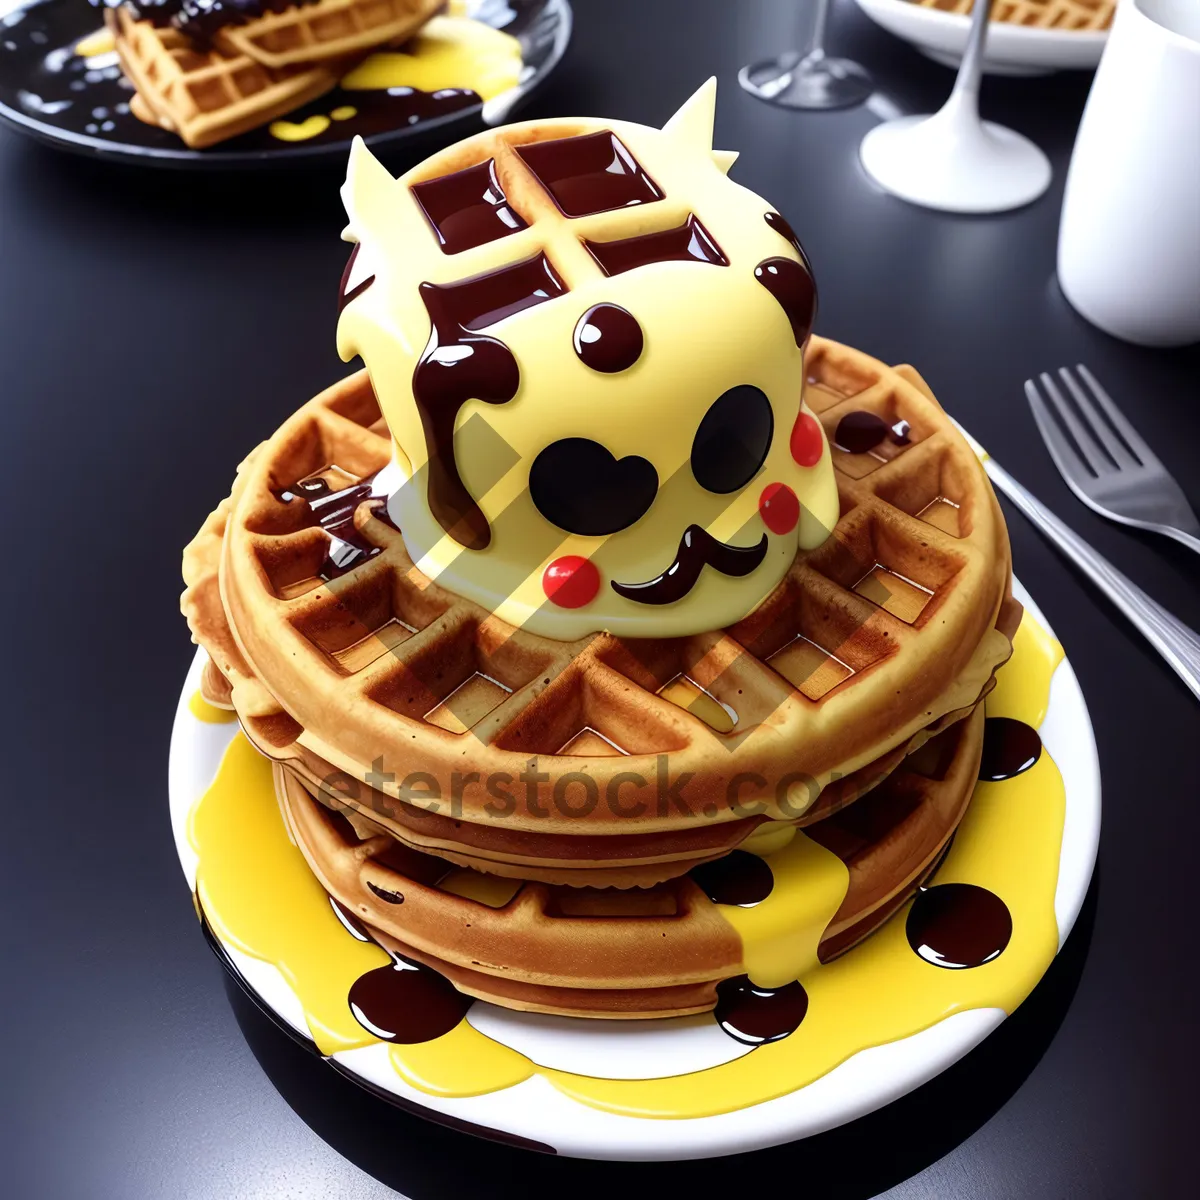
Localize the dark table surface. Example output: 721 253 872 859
3 1 1198 1196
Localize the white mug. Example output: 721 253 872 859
1057 0 1200 348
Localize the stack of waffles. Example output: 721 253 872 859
105 0 442 147
910 0 1115 31
183 339 1020 1017
181 100 1021 1018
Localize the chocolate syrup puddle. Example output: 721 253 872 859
833 410 913 455
573 303 644 373
414 254 565 550
277 466 399 581
714 975 808 1045
979 718 1042 781
585 214 727 276
689 850 774 906
515 130 662 217
611 526 767 605
906 883 1012 969
411 159 527 254
754 257 816 349
349 957 474 1043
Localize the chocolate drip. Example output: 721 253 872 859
585 214 728 276
413 254 565 549
754 257 816 349
835 411 888 454
515 131 662 217
412 159 527 255
763 211 814 273
330 897 372 941
338 244 375 314
611 526 767 605
131 0 319 44
979 718 1042 781
906 883 1012 969
714 976 808 1045
277 467 398 581
349 957 474 1043
689 850 774 906
573 303 644 373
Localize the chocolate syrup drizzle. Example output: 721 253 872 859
906 883 1013 969
833 411 914 455
276 467 398 581
349 957 475 1043
572 303 644 373
585 214 728 277
714 976 809 1045
611 526 767 605
413 253 565 550
754 257 816 349
338 244 375 315
979 718 1043 782
689 851 775 906
121 0 319 44
763 210 814 275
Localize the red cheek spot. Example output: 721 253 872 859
543 556 601 608
790 411 824 467
759 483 799 535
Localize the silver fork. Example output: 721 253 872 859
1026 364 1200 555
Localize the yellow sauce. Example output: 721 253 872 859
75 28 115 58
188 691 236 724
340 16 523 102
269 115 332 143
186 610 1068 1118
189 735 388 1054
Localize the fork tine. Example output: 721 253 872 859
1036 371 1111 476
1058 367 1137 469
1026 378 1095 485
1075 363 1159 468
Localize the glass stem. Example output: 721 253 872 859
807 0 831 61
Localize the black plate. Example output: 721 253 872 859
0 0 571 167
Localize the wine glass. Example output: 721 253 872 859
858 0 1051 212
738 0 873 111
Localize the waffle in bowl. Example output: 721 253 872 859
107 8 342 148
274 705 985 1018
182 336 1018 886
910 0 1114 30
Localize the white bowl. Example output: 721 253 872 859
854 0 1109 75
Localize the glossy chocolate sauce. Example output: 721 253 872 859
572 303 644 373
125 0 320 43
349 957 474 1043
585 214 728 276
338 243 375 314
835 410 888 454
515 130 663 217
277 467 398 581
906 882 1012 969
763 210 814 272
689 850 774 906
413 253 565 549
330 896 373 941
714 975 808 1045
411 159 527 254
754 257 816 349
611 526 767 605
979 717 1043 781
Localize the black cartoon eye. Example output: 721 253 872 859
530 438 658 536
691 386 774 494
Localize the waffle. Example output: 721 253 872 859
276 705 984 1018
911 0 1114 31
107 9 342 148
216 0 442 71
182 337 1017 885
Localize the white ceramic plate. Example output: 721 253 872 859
854 0 1108 75
168 577 1100 1160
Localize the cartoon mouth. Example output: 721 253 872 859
611 526 769 606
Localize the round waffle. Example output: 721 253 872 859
183 337 1015 862
910 0 1114 31
276 705 984 1018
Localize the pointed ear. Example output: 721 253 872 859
711 149 739 175
663 77 717 149
341 135 397 243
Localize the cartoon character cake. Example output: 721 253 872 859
182 81 1021 1034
